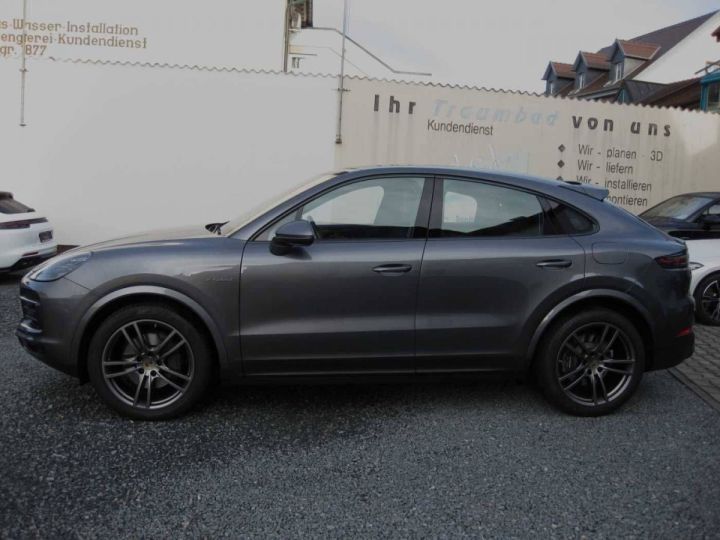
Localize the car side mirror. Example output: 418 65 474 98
270 220 315 255
700 214 720 229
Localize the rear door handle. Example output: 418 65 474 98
536 259 572 269
372 264 412 275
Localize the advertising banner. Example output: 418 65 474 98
335 78 720 212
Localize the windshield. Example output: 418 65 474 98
641 195 712 220
219 172 339 235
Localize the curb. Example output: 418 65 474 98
669 367 720 414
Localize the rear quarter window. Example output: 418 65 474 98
543 199 595 235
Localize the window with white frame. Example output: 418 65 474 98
575 72 586 90
612 61 624 82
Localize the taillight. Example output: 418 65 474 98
655 251 688 269
0 218 48 229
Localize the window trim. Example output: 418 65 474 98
428 176 598 240
250 175 434 243
576 72 586 90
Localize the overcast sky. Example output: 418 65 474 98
313 0 719 92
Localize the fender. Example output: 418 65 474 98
524 288 655 368
71 284 229 373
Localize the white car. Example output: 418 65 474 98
0 192 57 273
687 238 720 326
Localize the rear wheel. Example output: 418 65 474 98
535 308 645 416
694 272 720 326
87 303 213 420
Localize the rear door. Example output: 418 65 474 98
415 177 587 372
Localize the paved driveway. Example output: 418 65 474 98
1 275 719 538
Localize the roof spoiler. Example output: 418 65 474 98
560 182 609 201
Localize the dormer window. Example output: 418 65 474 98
575 72 586 90
611 61 624 82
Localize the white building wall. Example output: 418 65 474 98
0 0 287 69
0 60 337 245
635 12 720 83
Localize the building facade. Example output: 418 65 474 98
542 11 720 112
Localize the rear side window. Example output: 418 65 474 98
433 179 543 237
543 199 595 235
0 196 31 214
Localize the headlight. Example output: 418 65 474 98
688 262 704 271
29 252 92 282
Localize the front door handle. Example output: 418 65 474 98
536 259 572 269
372 264 412 275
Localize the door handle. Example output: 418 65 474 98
372 264 412 275
536 259 572 269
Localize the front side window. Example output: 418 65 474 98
257 177 427 241
703 202 720 216
433 179 543 237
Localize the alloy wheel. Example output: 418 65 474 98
700 279 720 323
101 319 194 410
556 322 636 407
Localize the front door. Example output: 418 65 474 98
415 177 587 372
240 175 432 376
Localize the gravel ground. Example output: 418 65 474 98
1 274 719 539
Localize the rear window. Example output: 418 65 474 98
0 196 32 214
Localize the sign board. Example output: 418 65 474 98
0 0 285 69
335 78 720 212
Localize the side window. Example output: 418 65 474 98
434 179 543 237
256 177 427 241
542 199 596 235
705 203 720 216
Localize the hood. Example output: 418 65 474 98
80 225 219 252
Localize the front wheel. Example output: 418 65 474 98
535 308 645 416
87 303 213 420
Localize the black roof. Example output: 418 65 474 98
0 192 13 199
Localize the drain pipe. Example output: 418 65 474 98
334 0 348 144
19 0 28 126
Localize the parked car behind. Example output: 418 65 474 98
687 238 720 326
16 167 694 420
640 192 720 240
0 192 57 273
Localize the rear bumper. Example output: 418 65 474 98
649 331 694 371
1 249 57 273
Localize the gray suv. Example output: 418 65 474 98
16 167 694 420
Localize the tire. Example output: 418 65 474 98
87 303 213 420
694 272 720 326
534 308 645 416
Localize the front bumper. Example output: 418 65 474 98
15 276 89 377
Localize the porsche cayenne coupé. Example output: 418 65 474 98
17 167 694 420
